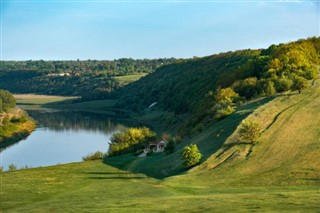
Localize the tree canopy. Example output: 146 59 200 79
0 90 16 112
0 58 178 100
182 144 202 168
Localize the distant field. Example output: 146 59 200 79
1 161 319 212
13 94 120 115
14 94 78 105
63 99 116 109
114 73 147 85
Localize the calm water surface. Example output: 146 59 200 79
0 108 128 170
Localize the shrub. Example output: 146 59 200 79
274 77 293 92
3 116 10 125
213 102 235 120
238 120 261 143
11 116 28 123
0 166 3 173
292 76 308 93
108 127 156 156
211 87 239 119
182 144 202 168
82 151 104 161
263 80 276 96
8 164 17 171
164 139 175 155
232 77 258 99
214 87 239 103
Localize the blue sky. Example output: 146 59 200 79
0 0 319 60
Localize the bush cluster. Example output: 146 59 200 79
82 151 105 161
108 127 156 156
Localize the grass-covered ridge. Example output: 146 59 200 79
165 79 320 188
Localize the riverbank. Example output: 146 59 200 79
0 108 36 149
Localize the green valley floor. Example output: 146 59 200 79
1 161 319 212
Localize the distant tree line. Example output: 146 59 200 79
0 58 177 99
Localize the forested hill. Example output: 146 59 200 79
0 58 177 99
114 37 320 115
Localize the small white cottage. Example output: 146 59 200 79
145 140 167 153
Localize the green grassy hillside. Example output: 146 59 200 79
105 97 274 178
105 79 320 181
164 79 320 188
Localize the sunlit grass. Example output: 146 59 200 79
114 73 147 85
14 94 78 105
1 161 319 212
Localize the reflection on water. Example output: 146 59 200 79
27 110 126 134
0 109 129 170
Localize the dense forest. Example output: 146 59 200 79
114 37 319 115
0 58 178 100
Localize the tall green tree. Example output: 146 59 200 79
292 76 308 93
238 120 261 143
182 144 202 168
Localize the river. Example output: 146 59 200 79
0 108 129 170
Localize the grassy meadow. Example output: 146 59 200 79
14 94 78 105
113 73 147 85
13 94 119 115
1 161 319 212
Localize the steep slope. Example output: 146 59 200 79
115 49 260 113
165 79 320 187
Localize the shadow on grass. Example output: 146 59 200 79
103 97 275 179
84 170 146 180
88 176 145 180
83 172 129 175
